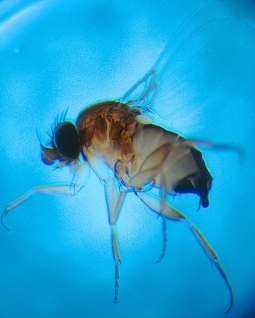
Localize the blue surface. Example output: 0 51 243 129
0 0 255 317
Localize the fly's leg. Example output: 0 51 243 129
188 222 233 314
153 174 168 264
111 225 121 303
136 191 233 314
2 161 90 231
2 183 82 231
104 176 127 225
104 177 127 303
153 216 167 264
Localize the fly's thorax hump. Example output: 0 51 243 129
76 100 140 163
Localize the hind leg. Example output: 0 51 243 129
136 191 233 314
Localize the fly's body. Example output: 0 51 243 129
2 2 240 314
77 100 212 208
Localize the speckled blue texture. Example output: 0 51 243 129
0 1 255 317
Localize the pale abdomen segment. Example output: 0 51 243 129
125 123 212 208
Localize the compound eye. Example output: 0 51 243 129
54 121 80 160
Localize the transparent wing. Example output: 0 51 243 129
121 1 255 134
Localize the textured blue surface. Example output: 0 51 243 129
0 0 255 317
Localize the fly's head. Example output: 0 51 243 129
40 114 81 167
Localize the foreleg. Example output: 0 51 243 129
2 161 90 232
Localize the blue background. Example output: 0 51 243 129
0 0 255 317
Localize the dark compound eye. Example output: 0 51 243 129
53 121 80 160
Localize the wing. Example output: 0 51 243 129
121 1 255 135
